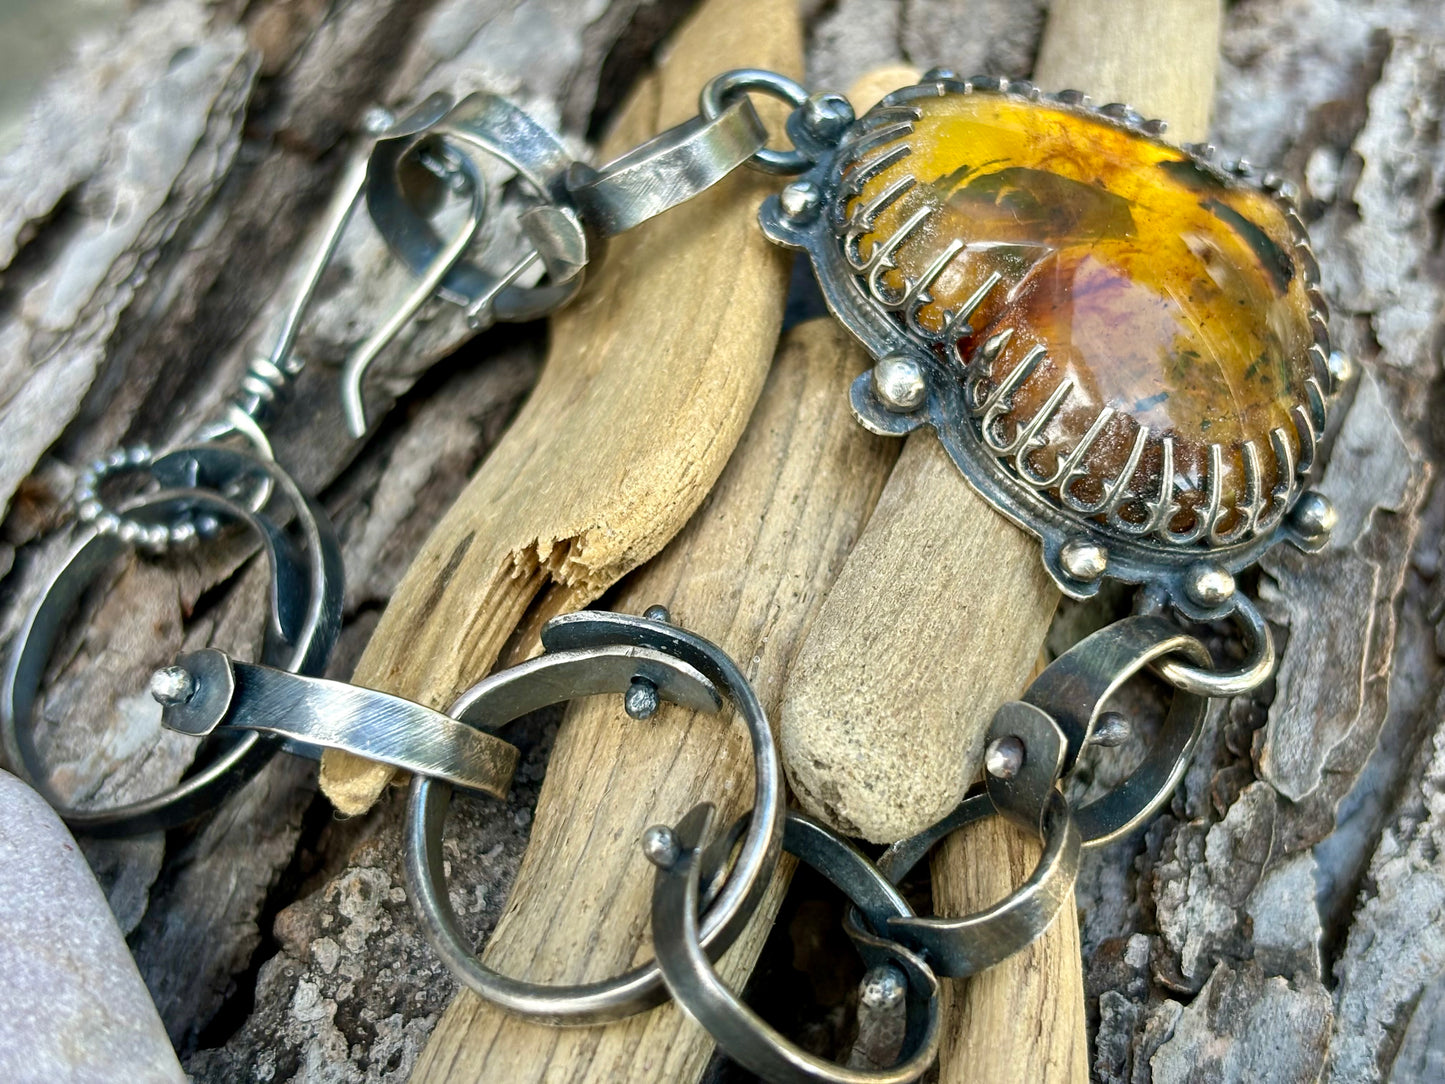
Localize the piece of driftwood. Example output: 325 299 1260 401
317 0 801 815
415 317 896 1082
8 2 1445 1081
931 5 1222 1084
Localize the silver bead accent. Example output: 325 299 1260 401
625 679 660 720
1290 490 1337 541
150 666 197 707
1089 711 1132 748
984 735 1025 780
801 93 854 142
1328 350 1353 385
641 824 680 869
1059 538 1109 583
643 604 672 623
872 355 927 412
1184 561 1235 607
779 179 822 221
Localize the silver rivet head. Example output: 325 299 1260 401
779 179 821 220
361 105 397 135
1059 538 1109 583
643 604 671 623
150 666 196 707
1090 711 1133 748
858 963 907 1010
1184 561 1235 607
625 679 660 720
872 355 927 412
985 735 1025 780
641 825 680 869
1290 490 1336 541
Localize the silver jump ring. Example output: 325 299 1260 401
403 608 785 1025
1 446 343 837
649 806 941 1083
565 97 770 236
1154 594 1274 698
699 68 812 175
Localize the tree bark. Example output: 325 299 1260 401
2 2 1443 1082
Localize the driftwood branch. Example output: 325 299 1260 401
1 1 1444 1081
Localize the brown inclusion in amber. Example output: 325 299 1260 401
843 92 1316 543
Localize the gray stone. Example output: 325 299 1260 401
0 769 184 1084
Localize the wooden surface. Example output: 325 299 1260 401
318 0 802 814
929 5 1223 1084
5 2 1445 1081
414 319 898 1081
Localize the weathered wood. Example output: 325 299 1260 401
780 433 1057 843
930 8 1222 1084
414 319 898 1081
7 1 1445 1078
318 0 802 815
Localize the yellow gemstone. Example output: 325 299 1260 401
844 92 1318 541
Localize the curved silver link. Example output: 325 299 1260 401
650 806 940 1083
403 608 785 1025
699 69 812 174
862 789 1081 979
565 97 769 235
365 91 588 325
1 446 343 836
155 648 524 796
1153 594 1275 697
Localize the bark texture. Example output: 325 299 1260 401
2 1 1443 1082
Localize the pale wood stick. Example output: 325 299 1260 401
412 319 899 1082
317 0 802 814
935 4 1222 1084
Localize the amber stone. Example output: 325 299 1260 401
842 92 1318 544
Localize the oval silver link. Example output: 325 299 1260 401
650 806 941 1084
699 68 812 174
403 608 785 1025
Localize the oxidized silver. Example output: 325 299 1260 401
649 805 941 1083
0 447 343 836
403 608 785 1025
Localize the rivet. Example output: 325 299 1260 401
779 179 822 221
1289 491 1337 541
641 824 680 869
1059 538 1109 583
985 735 1025 780
150 666 197 707
1184 561 1235 608
625 679 660 720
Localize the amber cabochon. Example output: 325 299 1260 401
840 91 1322 548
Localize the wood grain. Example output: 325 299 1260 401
932 4 1223 1084
318 0 803 814
413 319 899 1082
